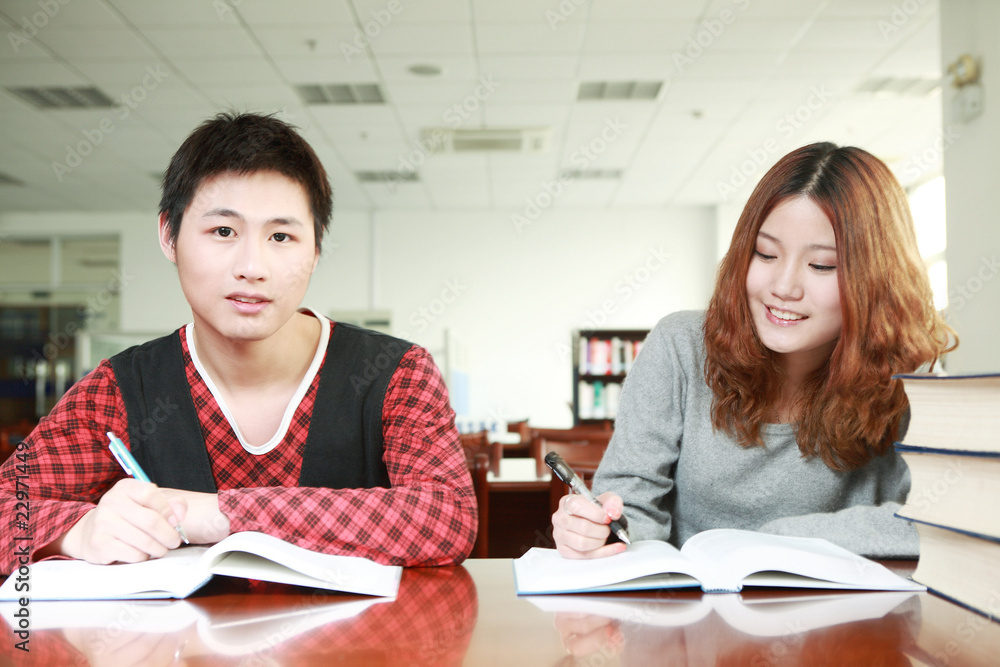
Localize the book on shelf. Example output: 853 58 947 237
895 372 1000 452
512 529 924 596
0 531 401 601
906 520 1000 622
577 335 644 376
576 380 621 420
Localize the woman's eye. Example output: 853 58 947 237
272 232 289 242
215 227 234 237
754 250 775 260
810 263 836 272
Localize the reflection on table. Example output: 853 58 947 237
3 559 999 665
0 565 475 666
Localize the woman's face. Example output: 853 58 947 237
745 196 843 375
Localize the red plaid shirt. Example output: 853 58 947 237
0 322 476 574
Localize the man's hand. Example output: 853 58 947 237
54 478 189 564
159 488 230 545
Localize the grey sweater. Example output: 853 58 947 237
592 310 918 558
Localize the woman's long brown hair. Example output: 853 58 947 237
704 142 956 470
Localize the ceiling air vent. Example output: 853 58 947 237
355 171 419 183
577 81 663 101
7 86 116 109
0 172 24 186
855 77 941 98
559 169 623 180
295 83 385 105
420 128 551 153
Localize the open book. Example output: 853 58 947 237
0 531 401 600
513 529 924 595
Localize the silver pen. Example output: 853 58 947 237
545 451 631 544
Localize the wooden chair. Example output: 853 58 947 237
458 430 502 558
534 437 611 516
528 427 612 477
458 430 501 475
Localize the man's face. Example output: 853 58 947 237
159 170 319 345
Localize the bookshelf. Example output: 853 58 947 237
572 329 649 426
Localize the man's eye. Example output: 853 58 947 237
215 227 234 237
273 232 289 242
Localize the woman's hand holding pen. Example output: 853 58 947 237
551 491 629 559
54 478 190 565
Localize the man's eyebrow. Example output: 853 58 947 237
204 207 242 219
202 209 304 227
756 231 835 252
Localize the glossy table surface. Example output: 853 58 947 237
3 558 998 666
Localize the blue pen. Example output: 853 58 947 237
107 431 189 544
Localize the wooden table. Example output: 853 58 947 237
486 458 552 557
4 558 998 665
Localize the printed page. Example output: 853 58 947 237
0 547 212 600
202 532 402 597
513 540 706 595
679 529 924 592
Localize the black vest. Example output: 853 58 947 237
108 322 412 493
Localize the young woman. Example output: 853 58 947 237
552 142 955 559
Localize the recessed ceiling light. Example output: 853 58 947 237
408 64 443 77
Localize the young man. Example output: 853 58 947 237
0 113 477 572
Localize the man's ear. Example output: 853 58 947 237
158 212 177 263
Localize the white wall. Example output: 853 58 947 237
317 207 716 427
939 0 1000 372
0 206 715 427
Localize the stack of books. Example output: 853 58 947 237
894 372 1000 620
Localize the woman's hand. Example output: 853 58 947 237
551 491 628 559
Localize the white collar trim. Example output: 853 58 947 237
185 309 330 456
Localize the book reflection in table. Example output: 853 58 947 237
0 566 476 666
537 589 919 665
